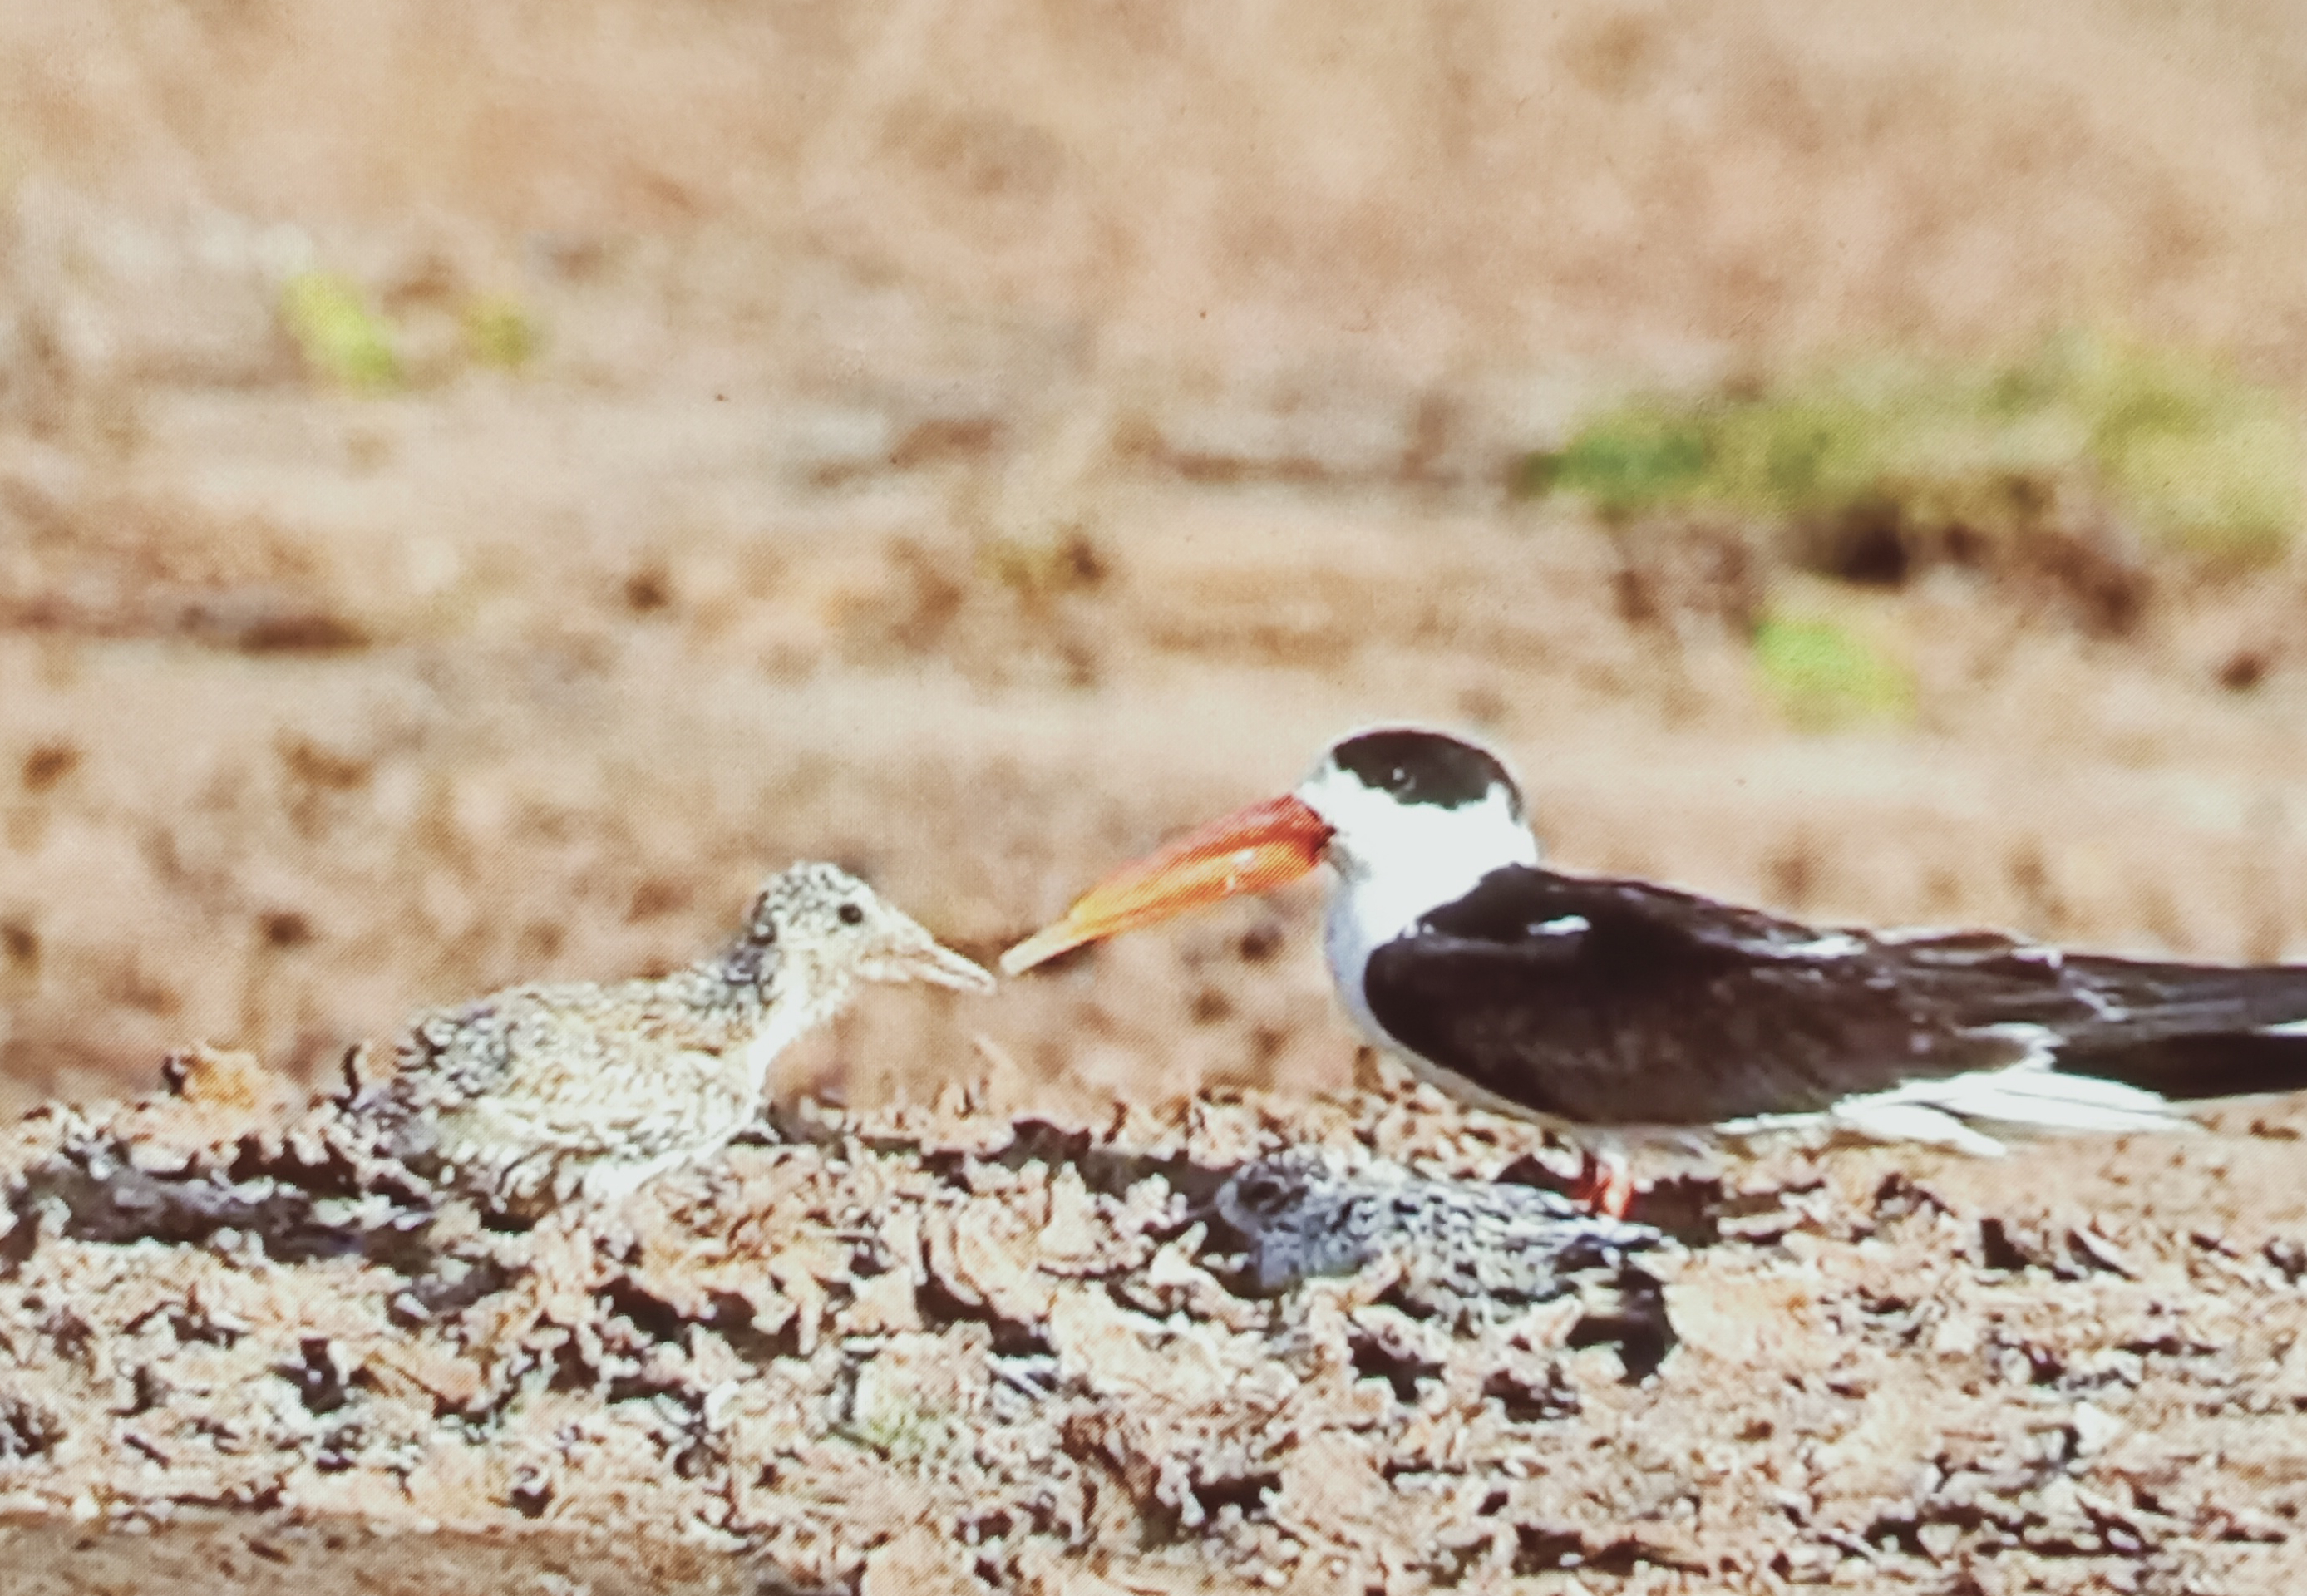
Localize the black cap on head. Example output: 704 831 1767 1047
1325 729 1524 817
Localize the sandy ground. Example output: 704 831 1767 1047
6 0 2307 1589
4 1053 2307 1595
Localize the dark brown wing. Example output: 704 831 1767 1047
1356 866 2280 1126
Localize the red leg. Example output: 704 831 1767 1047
1568 1145 1635 1219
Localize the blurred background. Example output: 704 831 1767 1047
3 0 2306 1119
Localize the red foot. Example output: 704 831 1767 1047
1569 1148 1636 1219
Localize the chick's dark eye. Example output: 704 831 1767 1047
838 902 865 926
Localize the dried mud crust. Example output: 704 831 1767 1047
0 1071 2305 1594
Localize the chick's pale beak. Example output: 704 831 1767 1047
1001 794 1334 976
873 927 998 993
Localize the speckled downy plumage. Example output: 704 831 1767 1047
357 862 992 1217
1215 1149 1659 1323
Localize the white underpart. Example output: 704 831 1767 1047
2263 1018 2307 1037
575 966 850 1204
1782 931 1869 958
1715 1026 2196 1155
1293 760 1540 1048
736 972 847 1096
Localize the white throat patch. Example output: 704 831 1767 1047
1294 761 1540 1046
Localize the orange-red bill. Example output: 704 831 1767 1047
1000 794 1334 976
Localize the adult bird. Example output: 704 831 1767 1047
1004 727 2307 1212
362 861 993 1218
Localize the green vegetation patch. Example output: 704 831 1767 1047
1751 610 1915 732
1515 406 1710 514
1524 331 2303 564
279 270 402 392
463 294 542 370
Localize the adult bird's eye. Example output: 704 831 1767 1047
838 902 865 926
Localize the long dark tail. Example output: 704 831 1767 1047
2059 956 2307 1101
